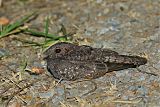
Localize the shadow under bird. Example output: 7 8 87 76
44 42 147 81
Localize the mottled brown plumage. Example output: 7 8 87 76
44 42 147 81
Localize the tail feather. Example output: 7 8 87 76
118 55 147 66
105 55 147 72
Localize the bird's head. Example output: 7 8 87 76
44 42 76 59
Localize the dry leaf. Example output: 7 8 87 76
31 67 45 74
0 17 10 25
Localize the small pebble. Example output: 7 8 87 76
0 48 9 58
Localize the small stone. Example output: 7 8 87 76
0 48 9 59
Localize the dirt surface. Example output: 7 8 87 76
0 0 160 107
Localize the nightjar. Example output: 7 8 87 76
44 42 147 81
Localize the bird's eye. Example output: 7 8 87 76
55 48 61 53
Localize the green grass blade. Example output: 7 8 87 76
60 24 67 35
44 17 49 39
24 29 65 39
0 11 36 38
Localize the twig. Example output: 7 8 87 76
7 78 22 89
55 78 63 87
16 96 28 105
111 97 143 104
0 78 24 96
5 81 36 106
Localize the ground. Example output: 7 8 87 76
0 0 160 107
